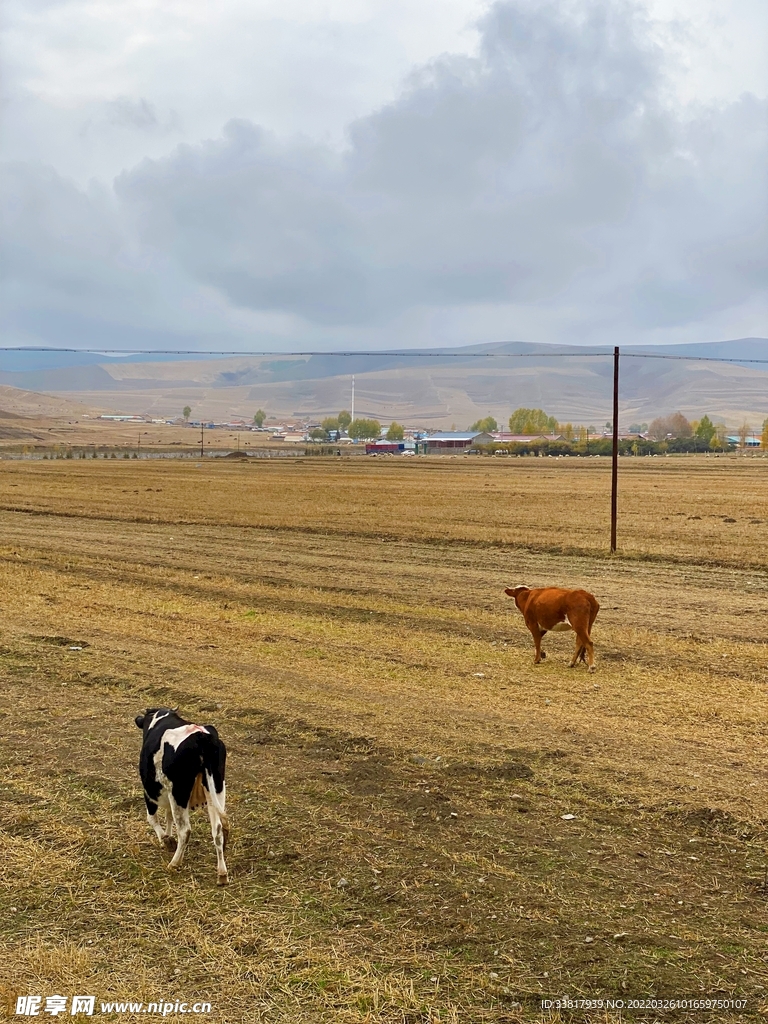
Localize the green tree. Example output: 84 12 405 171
508 408 558 434
762 418 768 450
386 422 405 441
348 418 381 439
694 414 715 444
709 424 727 451
253 409 266 428
310 427 327 440
183 405 191 422
738 422 751 450
470 416 498 433
321 416 339 435
337 410 352 431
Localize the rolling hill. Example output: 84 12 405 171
0 339 766 429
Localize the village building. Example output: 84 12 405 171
490 432 567 443
425 431 495 453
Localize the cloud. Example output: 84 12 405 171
104 98 162 131
0 0 485 183
2 0 766 349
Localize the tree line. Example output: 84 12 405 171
479 436 735 457
469 407 768 451
181 402 768 450
310 412 405 441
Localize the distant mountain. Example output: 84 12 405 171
1 339 766 428
627 338 768 362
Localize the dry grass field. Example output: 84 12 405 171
1 456 767 1022
0 406 285 454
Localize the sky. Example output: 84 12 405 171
1 0 766 352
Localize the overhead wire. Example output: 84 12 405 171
1 347 767 364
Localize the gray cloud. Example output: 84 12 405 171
105 98 160 131
2 0 766 349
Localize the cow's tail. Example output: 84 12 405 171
589 597 600 634
200 728 228 853
200 728 227 813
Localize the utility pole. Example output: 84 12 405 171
351 375 355 424
610 346 619 553
201 422 204 457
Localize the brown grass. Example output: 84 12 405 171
1 453 768 564
1 457 767 1022
0 414 289 452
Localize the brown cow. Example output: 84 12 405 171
505 585 600 671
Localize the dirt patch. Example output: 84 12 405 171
672 805 761 838
445 759 535 781
32 634 91 648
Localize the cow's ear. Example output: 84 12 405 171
504 588 515 597
135 714 146 729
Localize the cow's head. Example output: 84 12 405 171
135 707 179 732
505 585 530 612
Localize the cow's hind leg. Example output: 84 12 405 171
167 799 192 869
569 643 586 667
570 630 595 671
204 781 229 885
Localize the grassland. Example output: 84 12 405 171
1 456 767 1022
0 407 287 454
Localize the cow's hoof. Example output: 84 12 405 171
588 665 596 673
162 835 177 852
540 651 546 660
217 873 229 886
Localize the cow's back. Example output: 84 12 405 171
523 587 571 628
525 587 598 630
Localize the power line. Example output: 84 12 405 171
1 346 768 364
621 353 768 364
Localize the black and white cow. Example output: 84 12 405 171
135 707 229 885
